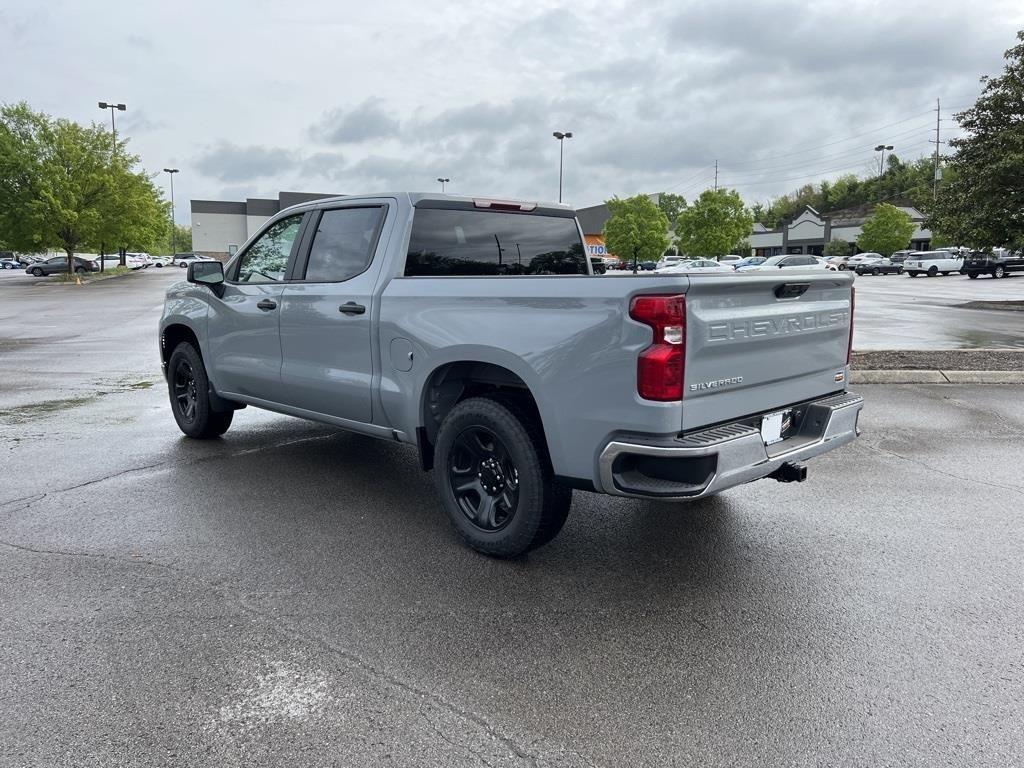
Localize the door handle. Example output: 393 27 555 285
256 299 277 311
339 302 366 315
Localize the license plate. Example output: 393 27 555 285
760 410 790 445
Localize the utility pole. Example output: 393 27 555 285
933 98 941 199
714 160 718 192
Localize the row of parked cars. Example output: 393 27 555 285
3 252 215 276
601 247 1023 279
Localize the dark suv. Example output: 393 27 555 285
25 256 99 276
962 250 1024 279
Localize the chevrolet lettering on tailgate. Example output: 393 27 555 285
708 310 849 342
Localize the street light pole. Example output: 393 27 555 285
552 131 573 203
874 143 893 178
163 168 179 258
436 177 449 193
98 101 126 157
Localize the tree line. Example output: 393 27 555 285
0 102 177 274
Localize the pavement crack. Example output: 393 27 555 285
0 537 178 571
232 597 548 767
861 440 1024 498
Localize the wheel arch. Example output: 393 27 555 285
416 358 553 472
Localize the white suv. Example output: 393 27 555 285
904 250 963 277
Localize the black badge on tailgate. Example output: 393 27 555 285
774 282 810 299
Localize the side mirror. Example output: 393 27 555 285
187 260 225 296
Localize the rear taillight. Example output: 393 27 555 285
630 294 685 401
847 286 855 365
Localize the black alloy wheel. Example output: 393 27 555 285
928 266 938 277
448 426 520 531
995 265 1006 279
31 267 43 276
172 357 199 425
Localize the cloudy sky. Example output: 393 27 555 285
3 0 1022 222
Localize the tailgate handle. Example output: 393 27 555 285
775 282 810 299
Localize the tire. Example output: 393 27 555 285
167 342 233 439
968 272 979 279
872 267 881 275
434 395 570 557
31 267 43 277
156 263 163 268
897 267 904 274
942 272 950 276
995 265 1006 279
908 271 918 278
179 262 188 268
927 266 938 277
74 267 86 274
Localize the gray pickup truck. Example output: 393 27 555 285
159 194 862 557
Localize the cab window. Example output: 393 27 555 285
234 215 303 283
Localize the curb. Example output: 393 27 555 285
851 370 1024 384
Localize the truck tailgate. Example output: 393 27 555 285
682 271 853 431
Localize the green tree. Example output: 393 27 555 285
929 30 1024 249
91 164 168 264
603 195 671 273
167 224 192 255
856 203 915 255
823 238 853 257
655 192 687 229
675 188 754 258
0 102 167 273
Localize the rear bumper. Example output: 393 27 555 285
598 391 863 499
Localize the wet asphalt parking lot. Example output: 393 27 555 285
1 268 1022 766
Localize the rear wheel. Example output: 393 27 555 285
897 267 904 274
927 266 938 277
434 396 570 557
74 266 85 274
167 342 233 439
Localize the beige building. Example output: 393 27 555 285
749 204 932 257
191 191 338 259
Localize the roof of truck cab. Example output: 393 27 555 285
278 193 574 217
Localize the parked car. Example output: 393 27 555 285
826 255 854 270
150 255 173 267
659 259 735 274
961 250 1024 279
173 252 214 268
753 254 829 271
854 258 903 275
718 255 743 264
656 255 686 270
889 250 914 264
733 256 767 272
159 192 861 557
904 250 963 277
844 253 883 270
25 256 99 276
638 260 657 271
1 259 20 270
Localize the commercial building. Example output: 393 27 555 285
191 191 338 259
748 204 932 257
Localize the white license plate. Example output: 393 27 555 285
760 410 789 445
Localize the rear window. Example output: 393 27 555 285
404 208 587 277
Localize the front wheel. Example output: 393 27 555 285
908 271 918 278
74 266 86 274
31 267 43 277
434 396 571 557
872 267 881 275
927 267 938 277
995 266 1006 279
167 342 233 439
968 272 979 279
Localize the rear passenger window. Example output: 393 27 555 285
304 207 384 282
405 208 587 276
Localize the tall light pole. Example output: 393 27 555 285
552 131 573 203
436 177 449 192
874 144 893 178
163 168 179 258
98 101 126 156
